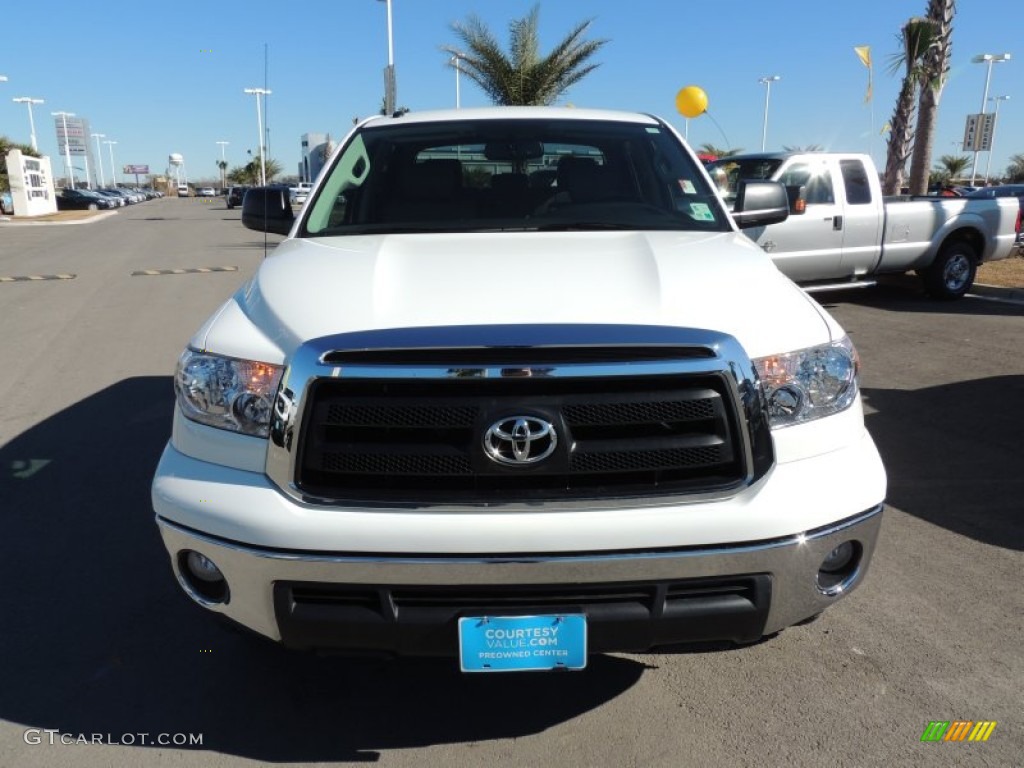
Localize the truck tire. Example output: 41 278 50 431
923 241 977 300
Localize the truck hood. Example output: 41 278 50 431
202 231 834 363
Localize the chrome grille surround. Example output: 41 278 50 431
265 324 773 508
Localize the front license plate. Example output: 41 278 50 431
458 614 587 672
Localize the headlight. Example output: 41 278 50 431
753 337 859 428
174 349 284 437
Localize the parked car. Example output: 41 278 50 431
56 188 116 210
197 186 217 197
966 185 1024 246
95 189 127 206
226 185 250 209
0 191 13 215
177 184 190 198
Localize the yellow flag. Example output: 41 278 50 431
854 46 873 103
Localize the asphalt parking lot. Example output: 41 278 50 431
0 199 1021 767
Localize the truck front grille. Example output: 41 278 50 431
295 374 748 503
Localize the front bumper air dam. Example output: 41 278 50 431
157 505 882 654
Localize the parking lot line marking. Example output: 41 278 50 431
131 267 239 277
0 274 78 283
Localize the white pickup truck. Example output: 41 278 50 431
152 108 886 671
289 181 314 206
706 152 1021 299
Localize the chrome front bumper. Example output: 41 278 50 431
157 504 883 650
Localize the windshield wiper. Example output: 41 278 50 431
532 221 637 231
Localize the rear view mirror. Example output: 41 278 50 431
731 180 789 229
242 187 295 235
483 140 544 162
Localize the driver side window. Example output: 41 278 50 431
779 163 834 205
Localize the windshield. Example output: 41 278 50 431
301 118 730 236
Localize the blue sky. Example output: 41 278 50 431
1 1 1019 185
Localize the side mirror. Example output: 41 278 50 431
731 180 789 229
242 187 295 235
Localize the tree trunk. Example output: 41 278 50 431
883 79 917 196
909 85 940 194
908 0 955 195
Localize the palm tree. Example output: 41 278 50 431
782 144 824 152
216 159 228 189
226 157 282 186
882 17 937 195
698 143 744 159
908 0 956 196
1005 153 1024 183
442 5 608 106
934 153 970 182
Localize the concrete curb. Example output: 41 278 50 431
0 211 118 227
969 283 1024 304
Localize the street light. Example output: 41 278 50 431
243 88 271 186
216 140 229 189
968 53 1010 185
377 0 396 114
91 132 106 187
12 97 44 152
450 52 466 109
51 110 76 188
984 95 1010 184
758 75 781 152
103 140 118 187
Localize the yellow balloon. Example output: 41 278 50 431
675 86 708 119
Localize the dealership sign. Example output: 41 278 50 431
54 116 90 156
123 165 150 174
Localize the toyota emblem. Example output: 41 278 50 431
483 416 558 466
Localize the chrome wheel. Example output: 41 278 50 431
943 252 971 293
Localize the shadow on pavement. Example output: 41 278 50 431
0 377 645 762
863 375 1024 551
816 275 1024 318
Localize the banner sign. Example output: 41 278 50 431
123 165 149 174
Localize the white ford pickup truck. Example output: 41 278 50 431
152 108 886 671
706 152 1021 299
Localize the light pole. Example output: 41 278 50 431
983 95 1010 184
104 140 118 187
12 97 44 152
377 0 396 114
968 53 1010 185
450 52 464 109
759 75 781 152
216 140 229 189
52 111 76 188
91 133 106 187
243 88 271 186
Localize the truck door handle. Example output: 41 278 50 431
832 215 843 231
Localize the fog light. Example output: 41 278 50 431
179 550 229 604
820 541 855 573
816 540 861 596
187 551 224 582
